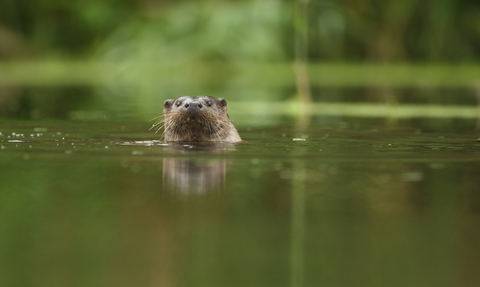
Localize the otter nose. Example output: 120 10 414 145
184 102 203 110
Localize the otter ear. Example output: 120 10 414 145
218 98 227 108
164 99 173 110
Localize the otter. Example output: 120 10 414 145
155 96 241 143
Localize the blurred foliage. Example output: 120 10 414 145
94 0 292 114
0 0 137 58
1 0 480 119
1 0 480 62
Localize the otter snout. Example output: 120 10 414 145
161 95 241 142
184 102 203 111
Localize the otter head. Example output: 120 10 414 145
162 96 241 142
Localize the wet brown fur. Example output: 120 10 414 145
151 96 241 142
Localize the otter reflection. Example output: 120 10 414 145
162 142 237 194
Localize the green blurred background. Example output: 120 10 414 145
1 0 480 120
1 2 480 286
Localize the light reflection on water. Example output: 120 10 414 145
0 119 479 287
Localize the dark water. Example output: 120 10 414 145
1 118 480 287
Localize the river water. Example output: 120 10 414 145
1 116 479 287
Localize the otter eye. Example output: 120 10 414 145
206 101 212 107
176 101 182 107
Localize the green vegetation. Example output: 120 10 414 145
1 0 480 118
2 0 480 62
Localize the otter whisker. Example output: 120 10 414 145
150 114 163 120
150 121 164 132
155 124 166 134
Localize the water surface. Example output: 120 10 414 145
1 117 479 287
